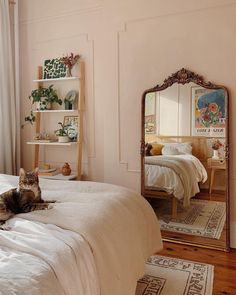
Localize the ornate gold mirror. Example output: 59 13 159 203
141 69 229 251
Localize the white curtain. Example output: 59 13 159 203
0 0 20 175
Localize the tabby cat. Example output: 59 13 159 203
0 168 54 225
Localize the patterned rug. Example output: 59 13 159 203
136 255 214 295
154 199 226 239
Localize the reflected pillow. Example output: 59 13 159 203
162 146 180 155
161 142 192 155
150 144 164 156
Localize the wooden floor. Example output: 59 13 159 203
159 242 236 295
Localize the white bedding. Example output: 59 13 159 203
145 154 207 205
0 174 162 295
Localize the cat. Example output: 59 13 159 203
0 167 55 226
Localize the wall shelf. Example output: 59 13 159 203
27 141 77 146
39 173 77 180
33 77 79 82
33 109 77 113
29 61 85 181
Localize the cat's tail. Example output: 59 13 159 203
4 190 21 214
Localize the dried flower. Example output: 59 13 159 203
212 139 223 150
60 53 80 68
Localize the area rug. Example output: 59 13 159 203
136 255 214 295
154 199 226 239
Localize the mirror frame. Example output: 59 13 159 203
141 68 230 251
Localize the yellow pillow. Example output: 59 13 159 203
150 144 164 156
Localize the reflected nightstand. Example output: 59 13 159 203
207 158 226 194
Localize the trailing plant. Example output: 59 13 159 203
22 85 62 128
29 85 62 109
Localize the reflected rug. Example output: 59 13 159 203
136 255 214 295
155 199 226 239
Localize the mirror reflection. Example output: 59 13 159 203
142 74 228 250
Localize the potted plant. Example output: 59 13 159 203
54 122 70 143
30 85 62 110
22 85 62 127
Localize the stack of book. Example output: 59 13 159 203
38 168 59 176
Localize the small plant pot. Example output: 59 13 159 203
58 136 70 143
64 101 73 110
35 101 51 111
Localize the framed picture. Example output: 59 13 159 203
64 115 79 141
43 58 66 79
191 86 226 137
145 92 156 134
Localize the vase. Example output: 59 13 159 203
64 101 73 110
61 162 71 176
66 67 72 77
35 101 51 111
212 149 219 159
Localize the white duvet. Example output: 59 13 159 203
145 154 208 205
0 174 162 295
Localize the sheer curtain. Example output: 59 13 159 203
0 0 20 174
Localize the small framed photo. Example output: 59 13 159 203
64 115 79 141
43 58 66 79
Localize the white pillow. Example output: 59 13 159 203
162 146 180 155
177 144 192 155
161 142 192 155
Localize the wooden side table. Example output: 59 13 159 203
207 158 226 194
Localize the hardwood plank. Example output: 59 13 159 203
159 242 236 295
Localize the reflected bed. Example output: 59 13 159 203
145 154 208 206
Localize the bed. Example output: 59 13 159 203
0 174 162 295
144 140 208 217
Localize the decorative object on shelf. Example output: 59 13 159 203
22 85 62 128
43 58 66 79
54 122 70 143
34 133 42 140
60 53 80 77
33 132 55 142
43 163 50 170
39 167 59 176
61 162 71 176
64 90 78 110
63 115 78 141
212 139 223 159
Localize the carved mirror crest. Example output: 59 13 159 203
141 68 229 251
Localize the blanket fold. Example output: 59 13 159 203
145 155 207 206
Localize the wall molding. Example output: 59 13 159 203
20 4 103 25
116 0 236 174
116 25 140 174
120 1 236 27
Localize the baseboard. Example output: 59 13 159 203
230 221 236 248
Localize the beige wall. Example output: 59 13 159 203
19 0 236 247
